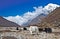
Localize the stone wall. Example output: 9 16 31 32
52 28 60 32
0 27 16 30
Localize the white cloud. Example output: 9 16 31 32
44 3 60 13
4 3 60 26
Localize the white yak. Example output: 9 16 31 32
29 26 39 34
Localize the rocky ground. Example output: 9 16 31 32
0 31 60 39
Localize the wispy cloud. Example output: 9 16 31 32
4 3 60 26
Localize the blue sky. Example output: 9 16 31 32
0 0 60 16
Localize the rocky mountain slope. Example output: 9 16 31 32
38 7 60 27
0 16 20 27
29 13 47 26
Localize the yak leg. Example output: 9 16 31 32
30 31 33 34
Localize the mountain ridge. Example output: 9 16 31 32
0 16 20 27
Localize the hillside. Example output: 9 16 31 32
38 7 60 27
0 16 20 27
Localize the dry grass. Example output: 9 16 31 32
0 30 60 39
